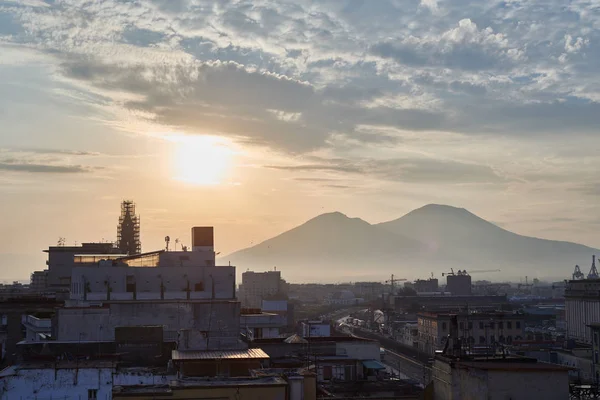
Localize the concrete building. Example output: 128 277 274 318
413 278 439 293
241 311 287 339
565 278 600 344
393 294 508 313
29 270 48 293
23 314 51 342
324 290 364 306
239 270 287 309
445 271 472 296
70 264 235 301
262 299 294 328
395 321 419 348
252 335 382 383
45 242 124 292
300 321 331 338
417 312 525 355
590 323 600 383
431 354 570 400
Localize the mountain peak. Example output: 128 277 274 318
417 204 469 213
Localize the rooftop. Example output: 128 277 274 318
172 349 269 361
436 355 573 372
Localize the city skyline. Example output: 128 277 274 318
1 0 600 280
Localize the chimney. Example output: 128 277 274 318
191 227 214 252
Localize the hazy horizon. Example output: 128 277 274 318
1 0 600 281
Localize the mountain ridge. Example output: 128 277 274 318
223 204 598 282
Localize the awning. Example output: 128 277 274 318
362 360 386 370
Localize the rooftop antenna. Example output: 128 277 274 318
589 255 599 279
165 236 170 252
175 238 180 251
57 237 66 247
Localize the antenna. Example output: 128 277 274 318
175 238 180 251
165 236 170 251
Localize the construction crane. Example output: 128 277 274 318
588 255 599 279
468 269 501 274
518 276 533 290
385 274 407 296
572 265 585 280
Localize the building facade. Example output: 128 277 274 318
417 312 525 355
239 270 287 309
565 279 600 344
29 270 48 293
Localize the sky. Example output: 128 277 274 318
1 0 599 281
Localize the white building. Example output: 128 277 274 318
432 354 570 400
565 278 600 344
241 312 287 339
22 315 51 342
395 322 419 348
239 270 287 309
0 360 173 400
300 321 331 338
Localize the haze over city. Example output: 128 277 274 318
2 0 600 282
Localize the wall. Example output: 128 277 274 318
113 384 287 400
71 265 235 301
487 370 569 400
0 366 114 400
337 341 380 361
56 301 241 349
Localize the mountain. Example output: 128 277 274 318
224 205 599 282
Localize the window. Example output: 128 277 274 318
194 282 204 291
126 283 136 293
490 335 495 343
498 322 503 329
490 322 495 329
479 322 484 329
468 322 473 330
88 389 98 400
507 336 512 344
442 322 447 331
323 366 333 380
459 322 464 330
479 336 486 344
507 321 512 329
595 333 598 346
516 321 521 329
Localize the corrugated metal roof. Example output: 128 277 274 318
172 349 270 361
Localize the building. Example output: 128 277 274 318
417 312 525 355
262 299 295 328
395 321 419 348
324 290 364 306
251 335 383 383
45 242 124 292
589 323 600 383
431 354 570 400
117 200 141 255
393 294 508 313
241 311 287 339
300 321 331 338
239 270 287 308
29 270 48 293
22 314 51 342
445 270 472 296
413 278 439 293
565 278 600 344
0 359 317 400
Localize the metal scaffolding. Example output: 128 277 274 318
117 200 141 255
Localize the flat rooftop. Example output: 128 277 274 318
113 376 287 395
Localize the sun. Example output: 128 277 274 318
170 135 232 185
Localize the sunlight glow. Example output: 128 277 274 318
170 135 233 185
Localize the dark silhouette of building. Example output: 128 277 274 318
117 200 141 255
446 270 472 296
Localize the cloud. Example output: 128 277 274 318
370 19 523 71
267 157 504 184
0 163 94 174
